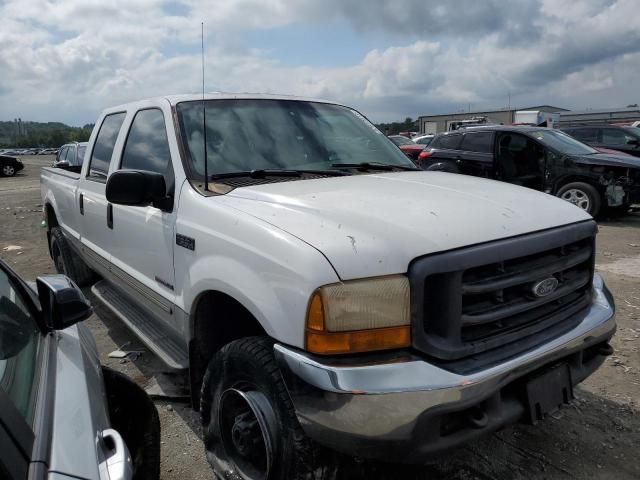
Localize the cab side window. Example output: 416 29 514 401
120 109 173 188
88 112 126 180
0 268 41 425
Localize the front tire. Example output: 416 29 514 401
200 337 336 480
556 182 601 217
50 226 95 286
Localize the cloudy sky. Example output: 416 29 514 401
1 0 639 125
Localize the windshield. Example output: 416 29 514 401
529 129 598 155
176 99 415 178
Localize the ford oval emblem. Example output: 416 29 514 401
532 277 559 297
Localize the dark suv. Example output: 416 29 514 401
420 126 640 216
561 125 640 157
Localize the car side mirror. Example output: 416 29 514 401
36 275 92 331
54 160 70 168
106 170 167 208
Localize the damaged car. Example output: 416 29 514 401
419 126 640 216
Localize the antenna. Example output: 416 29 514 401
201 22 208 192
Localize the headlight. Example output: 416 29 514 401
305 275 411 355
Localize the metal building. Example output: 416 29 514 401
417 105 568 134
558 107 640 127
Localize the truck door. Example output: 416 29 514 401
108 107 177 330
78 112 127 275
456 131 495 178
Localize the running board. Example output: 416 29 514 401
91 280 188 371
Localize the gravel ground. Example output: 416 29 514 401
1 156 638 479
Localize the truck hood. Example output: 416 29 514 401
221 172 591 280
571 153 640 169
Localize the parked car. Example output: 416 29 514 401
421 126 640 216
0 154 24 177
413 134 435 146
0 258 160 479
41 94 615 478
389 134 425 160
561 125 640 157
54 142 88 172
38 148 59 155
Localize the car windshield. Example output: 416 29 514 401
176 99 415 178
390 136 413 146
529 129 598 155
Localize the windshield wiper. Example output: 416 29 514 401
210 168 351 180
331 162 419 172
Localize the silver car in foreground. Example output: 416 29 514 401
0 259 160 479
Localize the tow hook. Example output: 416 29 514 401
469 407 489 429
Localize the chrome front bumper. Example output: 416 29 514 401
274 274 616 462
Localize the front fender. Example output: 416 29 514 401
174 187 340 349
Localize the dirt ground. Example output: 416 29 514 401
1 156 638 479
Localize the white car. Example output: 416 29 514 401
413 134 435 145
41 93 616 478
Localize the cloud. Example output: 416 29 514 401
0 0 638 125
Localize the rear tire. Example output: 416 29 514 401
1 165 16 177
556 182 601 217
50 226 95 286
200 336 336 480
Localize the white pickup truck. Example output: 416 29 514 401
41 94 616 479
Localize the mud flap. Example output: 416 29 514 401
525 363 573 425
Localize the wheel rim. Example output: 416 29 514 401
51 240 65 274
560 188 591 211
3 165 15 176
218 388 277 480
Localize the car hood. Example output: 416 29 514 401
220 172 591 280
571 153 640 169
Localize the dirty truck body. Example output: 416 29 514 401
41 94 615 474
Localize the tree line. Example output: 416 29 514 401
374 117 418 136
0 121 94 148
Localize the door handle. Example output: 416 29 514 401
79 193 84 215
100 428 132 480
107 204 113 229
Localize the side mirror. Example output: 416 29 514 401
36 275 92 331
54 160 70 168
106 170 167 208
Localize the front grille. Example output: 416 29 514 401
410 221 596 362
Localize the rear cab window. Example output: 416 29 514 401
87 112 126 181
460 131 494 153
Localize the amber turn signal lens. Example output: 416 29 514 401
305 325 410 355
306 292 325 331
